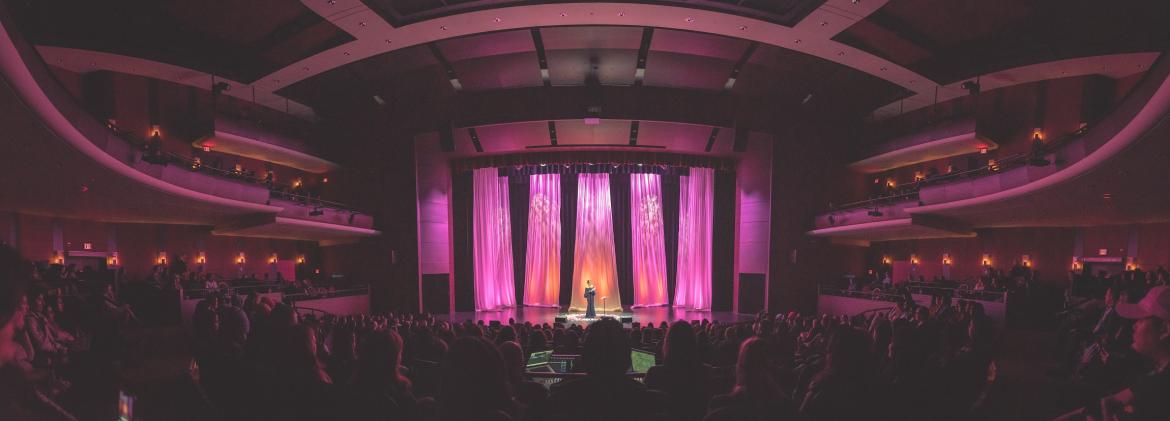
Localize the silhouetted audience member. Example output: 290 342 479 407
532 318 668 421
436 336 518 421
646 320 714 421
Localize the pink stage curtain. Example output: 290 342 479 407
472 168 515 310
674 167 714 310
569 173 622 312
631 173 668 307
523 173 561 307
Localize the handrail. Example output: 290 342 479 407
283 285 370 302
828 126 1090 212
110 124 364 214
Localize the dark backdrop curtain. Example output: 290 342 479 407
661 174 681 305
558 174 578 305
508 174 530 307
711 170 736 312
610 174 634 308
452 171 475 312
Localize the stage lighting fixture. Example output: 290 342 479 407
960 80 980 95
309 207 324 216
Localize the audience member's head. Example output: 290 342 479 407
1118 286 1170 362
440 336 515 419
733 337 779 397
581 318 631 376
663 320 700 368
497 341 526 384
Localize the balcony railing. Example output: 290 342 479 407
829 125 1090 212
109 124 363 214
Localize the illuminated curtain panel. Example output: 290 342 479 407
674 167 714 310
631 173 668 307
523 173 561 307
569 173 622 312
472 168 515 310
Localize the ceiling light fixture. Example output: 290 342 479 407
440 25 448 30
685 17 695 22
560 12 567 17
820 21 828 26
385 39 392 44
617 11 625 17
738 25 747 30
494 17 502 23
794 39 802 44
359 21 367 27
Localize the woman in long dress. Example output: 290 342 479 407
584 280 596 318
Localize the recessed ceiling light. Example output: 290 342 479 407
617 11 625 17
327 0 336 5
852 0 861 4
837 51 845 56
343 51 351 56
738 25 747 30
560 12 567 17
685 17 695 22
494 17 502 23
359 21 367 27
440 25 448 30
820 21 828 26
794 39 802 44
385 39 392 44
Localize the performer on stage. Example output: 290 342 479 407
584 280 596 318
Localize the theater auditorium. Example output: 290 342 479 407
0 1 1169 420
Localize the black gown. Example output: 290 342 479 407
584 286 596 318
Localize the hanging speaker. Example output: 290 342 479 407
733 127 749 152
439 126 455 152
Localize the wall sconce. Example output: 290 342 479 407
292 178 302 189
987 159 1000 172
942 253 952 266
268 253 279 265
981 254 992 267
52 250 64 265
881 256 892 265
946 165 955 173
1032 128 1044 142
322 177 329 184
196 252 206 265
236 252 246 265
886 178 896 188
296 255 306 265
107 252 119 267
157 251 168 265
1072 257 1083 271
150 125 161 138
913 172 925 182
1126 257 1137 271
1022 254 1032 268
910 254 920 265
191 157 202 170
234 164 243 174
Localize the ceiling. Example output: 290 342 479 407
6 0 1168 139
835 0 1170 84
363 0 827 27
4 0 353 82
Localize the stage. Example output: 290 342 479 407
438 306 753 325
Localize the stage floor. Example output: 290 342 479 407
439 306 752 325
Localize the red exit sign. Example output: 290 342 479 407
83 243 92 250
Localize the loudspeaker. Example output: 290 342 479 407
554 316 567 324
439 125 455 152
738 273 766 314
422 274 450 314
732 127 749 152
620 316 633 324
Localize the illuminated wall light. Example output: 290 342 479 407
107 252 119 267
83 242 92 250
1021 254 1032 268
910 254 920 265
1032 128 1044 142
946 165 955 173
234 164 244 174
296 255 306 265
881 256 892 265
150 125 161 138
191 157 202 170
1072 257 1083 271
236 252 246 265
268 253 279 265
1126 257 1137 271
157 251 168 265
886 178 896 188
196 252 206 265
987 159 999 171
292 178 302 189
913 171 925 182
981 254 992 267
322 177 329 184
942 253 952 266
